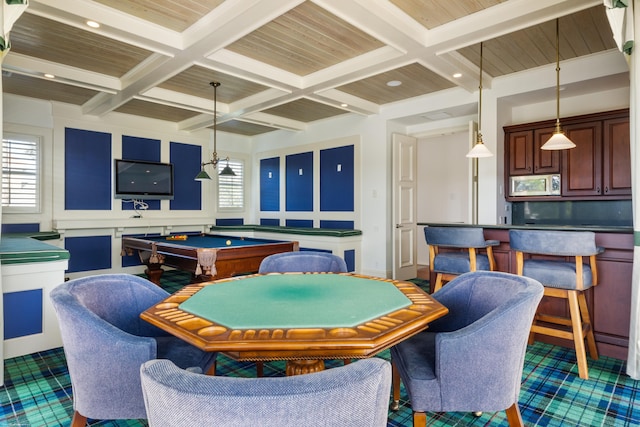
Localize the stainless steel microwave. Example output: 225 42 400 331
509 174 561 196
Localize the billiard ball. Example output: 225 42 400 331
226 240 232 246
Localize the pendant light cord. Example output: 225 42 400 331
477 41 483 142
554 19 561 131
210 81 220 158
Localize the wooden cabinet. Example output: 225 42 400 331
603 117 632 196
562 120 602 196
505 109 630 201
507 128 560 175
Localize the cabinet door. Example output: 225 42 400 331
562 121 603 196
508 130 533 175
603 118 631 196
533 127 560 174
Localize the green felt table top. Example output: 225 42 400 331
0 237 70 264
179 274 411 329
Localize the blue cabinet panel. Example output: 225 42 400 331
4 289 42 339
216 218 244 226
319 220 354 229
286 152 313 212
65 235 112 272
285 219 313 228
260 157 280 211
320 145 354 212
344 249 355 272
121 135 161 210
170 142 202 210
65 128 112 210
1 223 39 233
260 218 280 226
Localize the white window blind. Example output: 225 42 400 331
217 159 244 210
2 134 39 211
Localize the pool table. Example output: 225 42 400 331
122 233 298 285
140 272 448 375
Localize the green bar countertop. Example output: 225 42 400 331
0 237 70 265
418 223 633 234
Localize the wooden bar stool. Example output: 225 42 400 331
509 229 604 380
424 226 498 293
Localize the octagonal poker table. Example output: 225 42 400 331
141 272 448 375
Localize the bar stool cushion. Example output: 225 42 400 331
509 229 603 290
432 252 492 275
523 259 594 290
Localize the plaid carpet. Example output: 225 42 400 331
1 270 639 426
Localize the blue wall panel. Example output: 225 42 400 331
2 223 39 233
260 157 280 211
170 142 202 210
260 218 280 226
65 128 112 210
4 289 42 339
286 152 313 211
344 249 355 272
319 220 354 229
121 135 161 210
216 218 244 226
320 145 354 212
285 219 313 228
65 235 112 272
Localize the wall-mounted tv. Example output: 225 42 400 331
114 159 174 200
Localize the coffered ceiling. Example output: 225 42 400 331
2 0 618 136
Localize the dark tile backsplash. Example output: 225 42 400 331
511 200 632 226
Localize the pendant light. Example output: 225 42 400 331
466 41 493 158
195 81 235 180
541 19 575 150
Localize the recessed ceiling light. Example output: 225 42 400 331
386 80 402 87
453 73 462 78
86 20 100 28
44 73 55 79
340 103 348 108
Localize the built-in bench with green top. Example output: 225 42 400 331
0 236 69 360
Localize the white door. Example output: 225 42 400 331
392 133 417 280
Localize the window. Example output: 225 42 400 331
2 133 40 212
217 159 244 210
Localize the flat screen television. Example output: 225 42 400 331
114 159 174 200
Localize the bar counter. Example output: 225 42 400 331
419 222 633 360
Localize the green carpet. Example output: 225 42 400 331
1 271 638 426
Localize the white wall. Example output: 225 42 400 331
415 131 469 266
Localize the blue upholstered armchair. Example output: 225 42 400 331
258 251 348 273
140 358 391 427
424 226 499 292
50 274 217 426
391 271 543 427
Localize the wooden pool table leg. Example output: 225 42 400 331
145 264 164 286
285 359 325 376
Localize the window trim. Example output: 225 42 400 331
217 158 244 212
2 132 41 214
